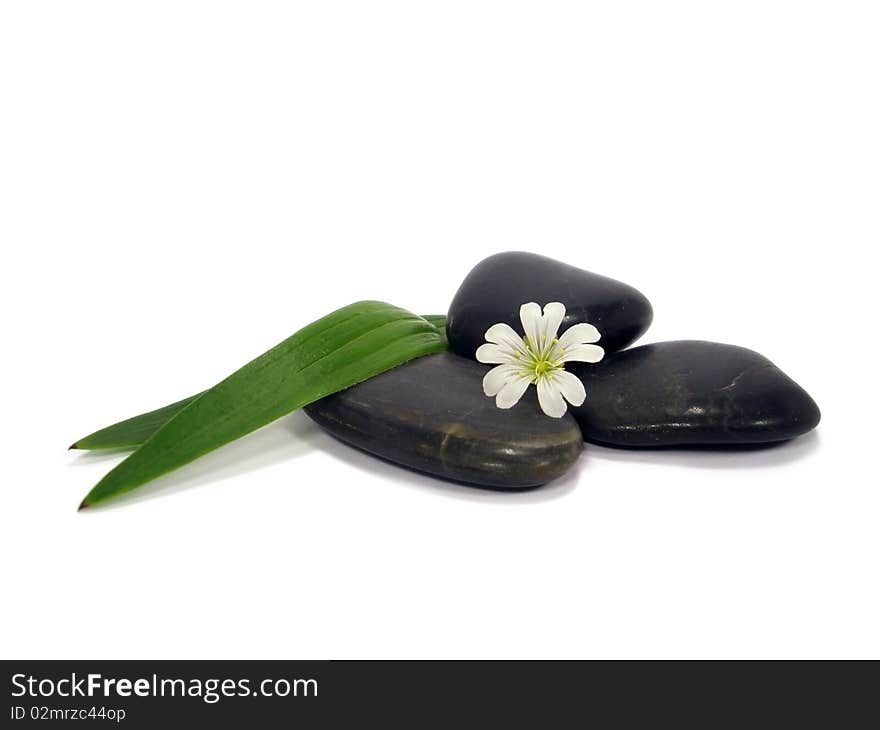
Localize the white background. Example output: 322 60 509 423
1 1 877 659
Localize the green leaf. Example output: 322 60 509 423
71 394 204 450
420 314 447 331
77 303 447 509
70 315 447 451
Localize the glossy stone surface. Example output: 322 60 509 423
569 341 821 447
446 251 653 359
304 352 583 488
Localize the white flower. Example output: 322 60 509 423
475 302 604 418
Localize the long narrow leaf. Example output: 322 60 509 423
71 315 446 451
71 394 203 450
78 303 446 509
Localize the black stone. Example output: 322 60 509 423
569 341 820 447
304 352 583 488
446 251 653 359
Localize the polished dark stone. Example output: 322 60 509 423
304 352 583 488
569 341 821 447
446 251 653 359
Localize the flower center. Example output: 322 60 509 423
524 336 563 382
533 359 554 377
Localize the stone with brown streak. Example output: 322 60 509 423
304 352 583 488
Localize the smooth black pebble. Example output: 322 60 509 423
569 341 821 447
304 352 583 488
446 251 653 359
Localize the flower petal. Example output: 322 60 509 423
482 364 520 397
484 322 523 349
560 343 605 364
495 374 532 409
536 377 567 418
476 343 518 364
519 302 543 353
541 302 566 355
552 369 586 406
558 322 601 348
